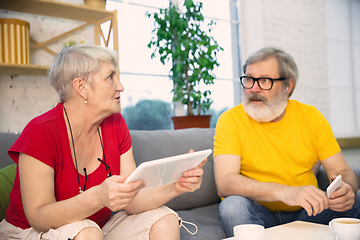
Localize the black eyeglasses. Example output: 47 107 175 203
240 76 286 90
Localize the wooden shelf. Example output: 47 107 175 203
0 0 118 76
1 0 113 24
0 63 48 76
336 137 360 149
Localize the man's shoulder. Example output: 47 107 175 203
216 104 250 132
288 100 319 114
222 103 246 117
288 99 315 109
288 100 327 126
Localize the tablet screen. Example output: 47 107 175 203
124 149 212 190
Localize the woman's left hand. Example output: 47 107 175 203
175 150 208 194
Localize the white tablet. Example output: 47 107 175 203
124 149 212 190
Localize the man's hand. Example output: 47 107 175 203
328 176 355 212
281 185 329 216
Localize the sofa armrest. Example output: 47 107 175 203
316 166 360 191
316 167 330 191
0 164 17 221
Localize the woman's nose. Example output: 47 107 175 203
115 75 124 92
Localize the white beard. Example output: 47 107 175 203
242 90 288 122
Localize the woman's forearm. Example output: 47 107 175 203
25 186 102 232
123 183 180 215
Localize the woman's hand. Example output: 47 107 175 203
97 175 145 212
174 149 208 194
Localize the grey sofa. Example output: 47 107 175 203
1 129 360 240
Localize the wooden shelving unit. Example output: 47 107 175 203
336 137 360 148
0 63 48 76
0 0 118 76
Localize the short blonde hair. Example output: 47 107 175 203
49 44 119 102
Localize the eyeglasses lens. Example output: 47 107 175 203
241 77 272 90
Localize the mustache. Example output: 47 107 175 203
246 93 268 102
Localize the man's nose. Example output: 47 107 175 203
251 80 262 92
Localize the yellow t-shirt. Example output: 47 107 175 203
213 100 340 212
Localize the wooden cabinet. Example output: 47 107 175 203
0 0 118 76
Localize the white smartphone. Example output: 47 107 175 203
326 175 342 198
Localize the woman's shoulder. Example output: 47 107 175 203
101 113 132 153
102 112 126 126
22 103 64 136
29 102 63 125
8 103 65 164
12 103 66 156
101 113 130 136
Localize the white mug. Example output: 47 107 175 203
329 217 360 240
233 224 264 240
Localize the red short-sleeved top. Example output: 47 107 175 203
6 102 132 229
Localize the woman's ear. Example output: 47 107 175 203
73 77 88 101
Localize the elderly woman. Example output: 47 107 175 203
0 44 206 240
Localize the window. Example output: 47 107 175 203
106 0 241 129
325 0 360 137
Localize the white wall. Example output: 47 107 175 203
0 0 94 133
240 0 330 120
239 0 360 138
1 0 359 138
325 0 360 137
239 0 265 61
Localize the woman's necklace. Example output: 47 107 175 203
63 106 110 194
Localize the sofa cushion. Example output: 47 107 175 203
0 164 16 221
130 128 221 211
0 132 19 169
177 203 226 240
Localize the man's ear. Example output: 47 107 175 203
73 77 88 100
287 78 295 95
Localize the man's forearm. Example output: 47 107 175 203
339 169 359 193
216 173 285 202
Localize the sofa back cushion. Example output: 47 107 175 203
0 132 20 169
130 128 220 211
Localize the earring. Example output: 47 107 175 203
84 100 87 104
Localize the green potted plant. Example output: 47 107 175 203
147 0 223 129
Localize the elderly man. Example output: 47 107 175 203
213 47 360 237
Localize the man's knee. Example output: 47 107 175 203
353 191 360 217
219 196 260 237
219 195 254 220
355 190 360 200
